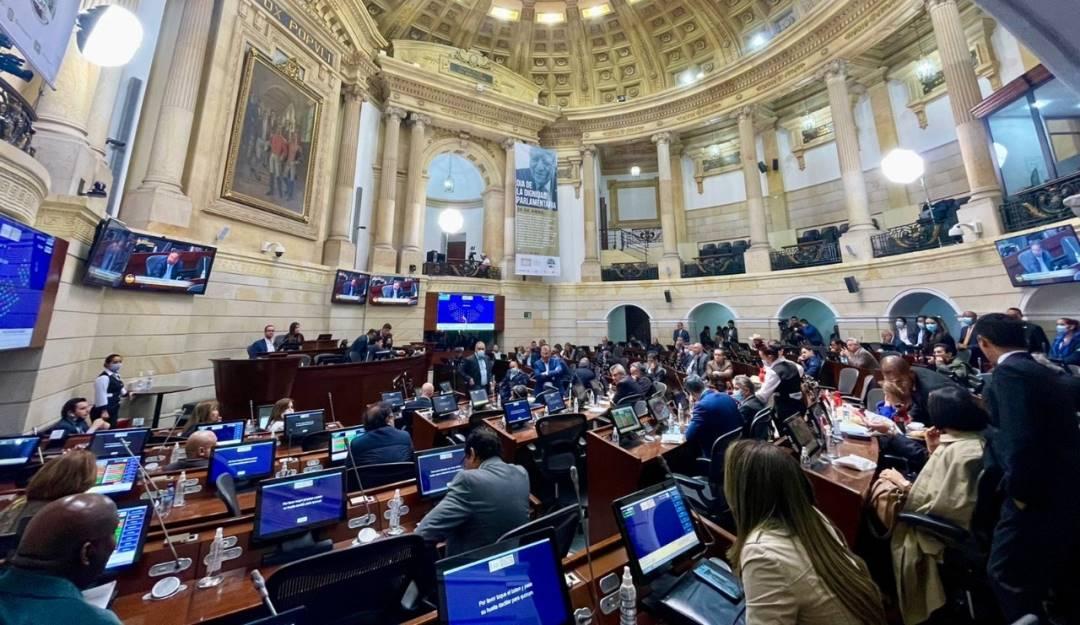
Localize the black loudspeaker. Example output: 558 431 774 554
844 276 859 293
756 161 768 174
664 290 672 303
772 158 779 171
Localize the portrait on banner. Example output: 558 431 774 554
514 143 561 277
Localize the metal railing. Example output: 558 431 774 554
999 171 1080 233
603 227 662 261
0 79 36 156
681 253 746 278
769 240 842 271
871 220 962 258
601 262 658 282
422 260 501 280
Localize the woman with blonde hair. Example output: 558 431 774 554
0 449 97 535
724 440 886 625
182 400 221 436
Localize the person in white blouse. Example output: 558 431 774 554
91 354 131 427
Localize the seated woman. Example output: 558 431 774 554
1050 317 1080 366
266 397 294 434
0 450 96 536
725 440 886 625
877 386 986 625
182 400 221 436
278 321 305 351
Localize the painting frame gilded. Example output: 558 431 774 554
222 49 322 223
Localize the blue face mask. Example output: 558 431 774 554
108 363 122 373
1057 325 1068 335
926 323 938 332
732 390 743 402
960 317 974 327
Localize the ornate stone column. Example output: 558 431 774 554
83 0 139 188
33 38 100 198
737 106 772 272
501 139 516 275
399 113 429 274
323 84 364 267
762 124 790 231
482 187 503 268
927 0 1003 240
580 144 601 281
652 132 681 278
371 106 406 273
121 0 213 228
670 142 688 247
824 60 878 258
865 69 911 211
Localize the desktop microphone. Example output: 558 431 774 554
32 427 45 464
569 465 598 624
327 392 337 424
250 570 278 616
343 425 377 535
119 438 192 576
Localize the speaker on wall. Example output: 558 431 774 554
844 276 859 293
772 158 779 171
664 290 672 303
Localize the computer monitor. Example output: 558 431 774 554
431 393 459 419
0 436 39 466
415 445 466 499
543 391 566 414
104 502 152 572
284 410 325 440
381 391 405 411
611 406 642 437
439 381 453 394
503 399 532 429
254 468 346 563
328 426 365 464
785 414 821 458
469 388 489 408
89 456 141 495
256 404 274 430
89 427 150 458
647 397 672 424
436 530 574 625
196 420 245 444
613 480 702 582
209 440 276 487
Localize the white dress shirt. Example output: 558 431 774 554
756 356 804 403
93 370 127 408
263 338 275 353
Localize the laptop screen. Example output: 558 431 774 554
432 393 458 416
381 391 404 410
614 481 700 580
196 420 245 444
503 399 532 426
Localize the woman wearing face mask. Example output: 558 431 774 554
920 316 955 358
1050 318 1080 366
91 354 132 427
893 317 914 352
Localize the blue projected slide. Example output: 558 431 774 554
209 441 275 483
417 446 465 497
256 471 345 540
0 215 55 351
106 504 149 571
436 293 496 331
442 538 569 625
621 485 698 575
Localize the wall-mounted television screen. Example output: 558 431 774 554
331 269 368 305
436 293 496 331
84 219 217 295
369 274 419 306
995 224 1080 287
0 213 66 351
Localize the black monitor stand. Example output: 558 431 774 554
619 432 644 449
262 531 333 566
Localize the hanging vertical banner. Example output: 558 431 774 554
514 143 561 276
0 0 79 87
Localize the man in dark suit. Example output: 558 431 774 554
732 375 766 430
573 358 596 388
1005 307 1050 354
531 345 566 395
247 324 276 359
684 376 743 457
348 403 414 466
722 320 739 347
146 251 185 280
417 428 530 556
1017 238 1056 274
975 313 1080 623
349 329 375 362
610 364 640 405
459 341 493 391
672 322 691 345
629 362 654 398
684 343 710 377
879 355 961 472
498 361 530 404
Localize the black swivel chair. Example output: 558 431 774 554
700 243 718 258
672 426 743 531
266 534 436 625
717 241 733 255
533 413 588 508
313 353 346 366
215 473 242 517
498 504 581 560
347 462 416 492
614 393 644 410
450 410 503 444
746 406 774 441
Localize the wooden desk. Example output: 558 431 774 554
484 402 610 463
803 437 879 544
137 385 193 428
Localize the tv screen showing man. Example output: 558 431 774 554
85 219 217 295
331 269 369 305
995 225 1080 287
369 275 419 305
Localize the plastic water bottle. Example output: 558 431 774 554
198 527 224 588
244 417 254 436
157 482 175 519
173 471 186 507
171 441 184 463
619 566 638 625
800 447 811 467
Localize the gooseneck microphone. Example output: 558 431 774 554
251 570 277 616
119 438 192 575
331 391 376 535
569 465 598 623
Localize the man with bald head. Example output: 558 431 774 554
165 430 217 471
880 354 959 427
0 494 122 625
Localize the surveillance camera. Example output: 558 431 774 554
948 223 963 238
273 243 285 258
261 241 286 258
1065 194 1080 219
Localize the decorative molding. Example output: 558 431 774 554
606 178 661 228
0 141 49 226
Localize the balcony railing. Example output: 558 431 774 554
871 220 962 258
999 171 1080 233
0 79 36 156
603 227 662 261
681 253 746 278
601 262 658 282
769 240 842 271
422 260 501 280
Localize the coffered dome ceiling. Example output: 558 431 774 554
364 0 823 106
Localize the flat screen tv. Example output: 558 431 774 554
995 224 1080 287
368 274 419 306
436 293 496 331
0 213 66 351
331 269 368 305
83 218 217 295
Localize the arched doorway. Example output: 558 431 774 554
606 304 652 344
687 302 737 342
778 296 838 341
424 153 486 262
886 289 962 337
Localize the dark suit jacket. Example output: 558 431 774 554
1018 248 1055 274
1022 322 1050 354
908 366 960 426
247 338 273 359
146 256 185 279
349 335 369 362
348 427 414 467
634 375 655 398
612 378 641 405
573 367 596 388
738 395 767 430
799 324 825 346
686 390 743 456
723 327 739 346
802 354 824 379
460 354 493 389
984 353 1080 506
685 352 709 377
673 329 691 343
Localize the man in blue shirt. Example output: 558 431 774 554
684 376 744 457
798 346 824 379
797 318 825 346
0 494 123 625
349 403 414 466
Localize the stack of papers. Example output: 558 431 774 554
832 455 876 472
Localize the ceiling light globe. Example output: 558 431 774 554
881 149 925 185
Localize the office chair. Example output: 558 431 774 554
826 366 859 397
614 393 644 410
672 426 743 532
266 534 436 625
215 473 242 517
313 354 346 366
651 382 667 399
347 462 415 491
297 354 312 367
864 387 885 411
300 430 332 452
498 504 581 560
747 407 774 441
533 413 588 506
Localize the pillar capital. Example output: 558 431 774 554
341 82 365 102
736 105 756 123
581 144 597 158
821 59 849 83
650 131 671 146
501 137 516 151
410 113 431 127
385 106 407 122
924 0 955 10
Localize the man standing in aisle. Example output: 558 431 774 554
673 322 690 345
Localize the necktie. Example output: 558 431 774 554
479 357 487 385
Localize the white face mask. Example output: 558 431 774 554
895 321 905 328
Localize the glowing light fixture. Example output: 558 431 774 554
581 4 612 18
537 11 565 24
77 4 144 67
707 144 721 158
881 149 925 184
443 157 456 193
488 6 520 20
630 165 641 176
438 208 465 234
749 32 769 50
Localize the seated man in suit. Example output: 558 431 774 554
498 361 530 404
798 346 824 379
348 403 413 466
459 341 493 391
732 375 766 430
573 358 596 388
876 355 961 472
684 376 743 457
146 251 185 280
645 352 668 384
366 335 390 361
417 427 530 556
50 397 109 436
610 364 640 405
404 383 435 411
247 324 276 359
164 431 217 472
1018 238 1056 275
684 343 710 377
629 362 655 398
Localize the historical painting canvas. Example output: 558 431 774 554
222 50 322 222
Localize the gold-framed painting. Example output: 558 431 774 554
222 50 322 222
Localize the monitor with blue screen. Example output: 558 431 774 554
381 391 404 410
613 480 701 581
0 436 39 466
0 211 65 352
105 502 151 572
196 420 245 444
543 391 566 414
431 393 458 419
415 445 465 499
284 410 324 440
503 399 532 429
89 427 150 458
435 293 496 331
89 456 141 495
209 440 276 486
329 426 365 463
469 388 488 408
436 530 573 625
254 468 346 542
